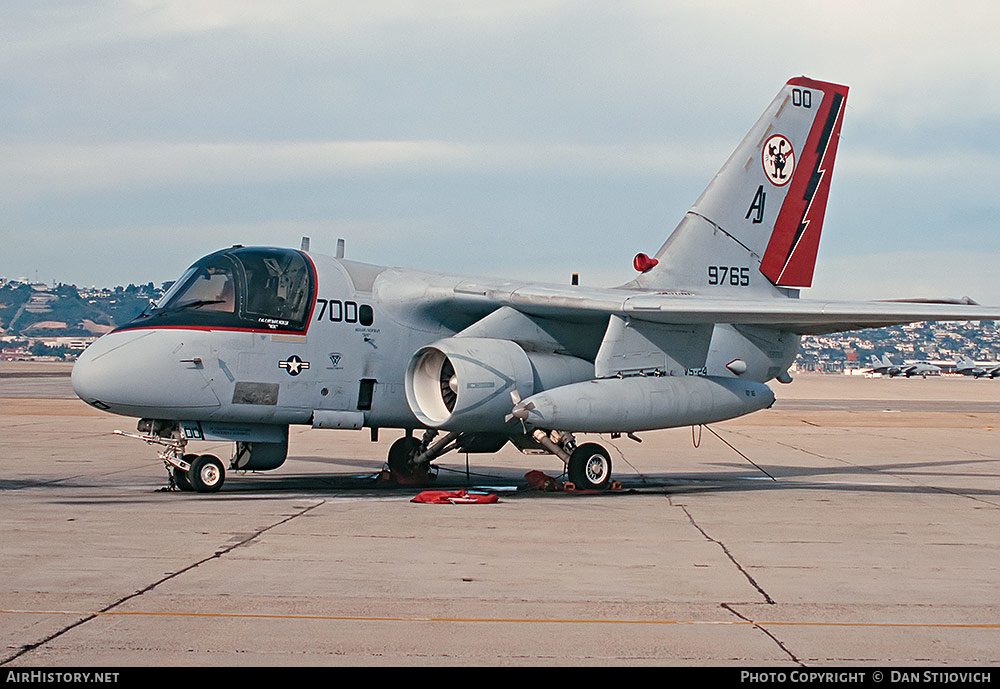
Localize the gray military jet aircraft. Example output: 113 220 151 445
71 77 1000 492
866 355 940 378
954 356 1000 378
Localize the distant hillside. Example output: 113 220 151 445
0 283 161 337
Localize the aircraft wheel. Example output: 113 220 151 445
387 436 422 478
568 443 612 490
171 457 195 492
188 454 225 493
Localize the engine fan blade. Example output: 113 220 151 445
439 357 458 412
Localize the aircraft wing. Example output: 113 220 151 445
617 294 1000 335
452 282 1000 336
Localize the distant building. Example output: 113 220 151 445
39 336 97 351
1 347 29 360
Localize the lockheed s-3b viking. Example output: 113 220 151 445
71 77 1000 493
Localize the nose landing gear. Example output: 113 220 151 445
115 427 227 493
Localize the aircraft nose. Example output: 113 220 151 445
72 330 145 411
72 329 221 417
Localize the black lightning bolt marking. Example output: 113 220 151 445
779 92 844 276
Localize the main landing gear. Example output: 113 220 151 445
385 430 460 485
567 443 613 491
384 428 614 491
526 429 613 491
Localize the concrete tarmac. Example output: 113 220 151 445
1 366 998 666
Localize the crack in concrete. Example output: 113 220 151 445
671 499 807 663
722 603 803 666
672 498 774 605
0 500 324 665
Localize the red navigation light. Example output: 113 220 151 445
633 253 658 272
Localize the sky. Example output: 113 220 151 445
2 0 999 304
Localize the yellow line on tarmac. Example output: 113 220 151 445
764 621 1000 630
2 609 998 629
0 609 722 625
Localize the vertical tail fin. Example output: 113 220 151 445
624 77 849 296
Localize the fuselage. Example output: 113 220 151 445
71 246 800 436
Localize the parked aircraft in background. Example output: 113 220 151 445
954 356 1000 378
866 355 941 378
867 355 897 376
71 77 1000 493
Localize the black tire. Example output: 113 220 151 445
568 443 612 490
387 436 422 478
171 457 196 492
188 454 225 493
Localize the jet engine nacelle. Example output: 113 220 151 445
515 375 775 433
405 337 593 432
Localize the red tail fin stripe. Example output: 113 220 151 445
759 78 849 287
776 91 846 286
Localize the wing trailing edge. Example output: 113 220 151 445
490 287 1000 337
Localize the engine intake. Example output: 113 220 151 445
405 337 593 432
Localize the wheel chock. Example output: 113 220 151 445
527 472 623 494
376 468 436 486
561 480 623 493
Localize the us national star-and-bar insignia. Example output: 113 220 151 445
279 355 310 376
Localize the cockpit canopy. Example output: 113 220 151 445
121 247 315 333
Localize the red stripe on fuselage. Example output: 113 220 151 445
111 324 311 336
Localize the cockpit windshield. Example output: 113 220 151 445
132 247 314 333
156 260 237 314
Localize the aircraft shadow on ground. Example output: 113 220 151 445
8 454 996 503
89 454 1000 500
